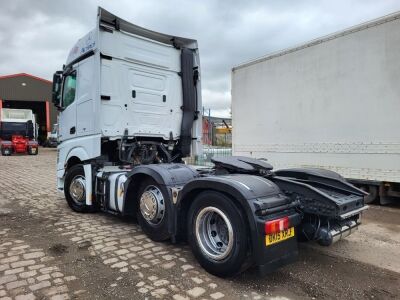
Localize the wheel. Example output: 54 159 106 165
64 164 89 213
1 147 12 156
187 191 250 277
28 146 38 155
137 178 170 242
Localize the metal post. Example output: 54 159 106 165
208 108 211 146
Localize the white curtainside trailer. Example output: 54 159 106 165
232 12 400 204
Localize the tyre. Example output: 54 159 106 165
64 164 89 213
28 146 38 155
187 191 250 277
136 178 170 242
1 147 11 156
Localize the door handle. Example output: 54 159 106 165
70 126 76 134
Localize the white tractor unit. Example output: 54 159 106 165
53 8 368 277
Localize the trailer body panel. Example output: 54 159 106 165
232 12 400 184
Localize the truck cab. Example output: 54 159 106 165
52 7 202 195
0 108 39 155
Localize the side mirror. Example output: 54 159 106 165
52 71 63 110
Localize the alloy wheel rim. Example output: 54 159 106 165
139 185 165 225
69 175 86 204
195 206 234 261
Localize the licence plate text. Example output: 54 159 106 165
265 227 295 246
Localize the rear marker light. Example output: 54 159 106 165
265 217 289 234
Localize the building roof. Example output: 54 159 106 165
0 73 53 102
0 73 52 85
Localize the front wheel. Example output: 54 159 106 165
1 147 12 156
64 164 89 213
187 191 250 277
28 146 38 155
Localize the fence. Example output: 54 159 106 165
184 146 232 166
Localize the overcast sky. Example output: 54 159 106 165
1 0 400 117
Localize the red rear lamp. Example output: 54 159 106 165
265 217 289 234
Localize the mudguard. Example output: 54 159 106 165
124 163 198 187
176 174 301 267
0 140 12 147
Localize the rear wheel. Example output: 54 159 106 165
137 178 170 241
64 164 89 213
187 191 250 277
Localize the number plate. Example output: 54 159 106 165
265 227 295 246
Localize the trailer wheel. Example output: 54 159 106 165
64 164 89 213
187 191 249 277
137 178 170 241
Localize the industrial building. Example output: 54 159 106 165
0 73 56 144
203 116 232 146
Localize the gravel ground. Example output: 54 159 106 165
0 148 399 300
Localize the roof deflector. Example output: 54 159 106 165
98 7 198 50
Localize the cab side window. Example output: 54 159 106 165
62 71 77 108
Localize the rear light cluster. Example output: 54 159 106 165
265 216 290 234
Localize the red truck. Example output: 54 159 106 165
0 108 38 156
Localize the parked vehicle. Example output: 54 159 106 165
0 108 38 155
232 12 400 205
52 7 367 277
43 124 58 148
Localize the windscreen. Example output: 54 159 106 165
0 122 33 140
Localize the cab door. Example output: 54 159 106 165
76 56 95 136
58 70 77 142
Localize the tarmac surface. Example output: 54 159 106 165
0 148 399 300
